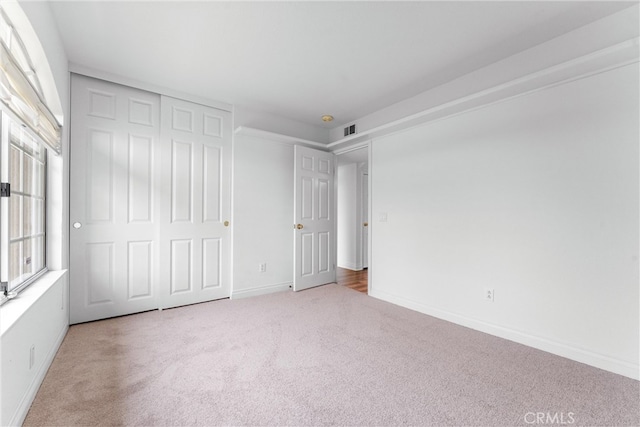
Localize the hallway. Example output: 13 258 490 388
336 268 368 293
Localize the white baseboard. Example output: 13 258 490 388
337 262 363 271
10 323 68 427
231 282 292 299
370 288 639 381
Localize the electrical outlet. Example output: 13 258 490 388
484 288 494 302
259 263 267 273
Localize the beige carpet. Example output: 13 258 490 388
25 284 639 426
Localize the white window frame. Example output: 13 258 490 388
0 5 58 304
1 107 48 298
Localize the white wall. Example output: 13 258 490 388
337 161 368 271
328 4 639 143
1 272 68 426
337 163 358 270
235 106 329 144
370 63 639 379
0 2 70 425
232 134 294 298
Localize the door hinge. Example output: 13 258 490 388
0 182 10 197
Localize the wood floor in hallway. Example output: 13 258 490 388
336 267 368 293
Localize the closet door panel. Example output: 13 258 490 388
70 74 161 324
159 96 231 309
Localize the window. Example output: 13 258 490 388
0 6 61 153
1 110 47 296
0 5 60 302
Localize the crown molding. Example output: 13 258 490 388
69 63 233 113
328 37 639 150
234 126 327 149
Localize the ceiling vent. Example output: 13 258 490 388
344 124 357 137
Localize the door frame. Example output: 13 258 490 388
333 140 372 293
360 168 369 270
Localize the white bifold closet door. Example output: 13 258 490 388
69 75 231 324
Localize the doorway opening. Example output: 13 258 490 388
337 267 368 293
336 146 369 293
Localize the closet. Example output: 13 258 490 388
69 74 231 323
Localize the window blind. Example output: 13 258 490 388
0 12 61 154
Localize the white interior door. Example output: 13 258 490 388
362 171 369 269
293 145 336 291
159 96 231 309
69 74 161 324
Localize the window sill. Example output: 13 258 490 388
0 269 67 336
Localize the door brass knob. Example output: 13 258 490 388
363 222 368 227
224 220 230 227
296 224 304 230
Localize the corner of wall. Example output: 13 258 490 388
234 106 331 144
